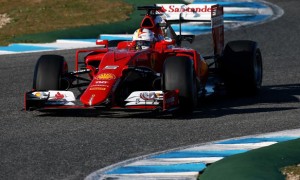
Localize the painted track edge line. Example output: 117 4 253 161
84 128 300 180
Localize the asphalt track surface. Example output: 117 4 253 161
1 0 300 179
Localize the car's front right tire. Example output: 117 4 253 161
163 56 198 113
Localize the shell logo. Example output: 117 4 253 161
35 92 41 97
95 73 116 80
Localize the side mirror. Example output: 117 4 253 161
182 35 195 44
96 38 109 47
162 39 175 45
157 23 167 28
176 35 195 46
178 35 195 43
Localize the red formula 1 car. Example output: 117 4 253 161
25 4 262 114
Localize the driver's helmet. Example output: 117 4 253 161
133 28 155 50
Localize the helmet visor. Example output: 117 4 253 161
136 40 151 50
136 40 151 47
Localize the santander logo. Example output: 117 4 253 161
160 5 212 13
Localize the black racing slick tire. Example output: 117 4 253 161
33 55 68 91
221 40 263 95
163 56 198 113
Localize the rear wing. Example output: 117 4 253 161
156 4 224 56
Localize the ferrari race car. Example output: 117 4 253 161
25 4 263 114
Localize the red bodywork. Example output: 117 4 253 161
76 40 206 107
25 4 224 112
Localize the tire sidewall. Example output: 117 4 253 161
163 56 197 112
33 55 67 91
221 40 263 95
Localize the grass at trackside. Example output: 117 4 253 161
281 164 300 179
7 0 185 45
0 0 133 45
199 138 300 180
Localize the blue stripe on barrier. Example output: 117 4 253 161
99 36 132 41
194 1 267 8
224 14 269 21
171 24 211 33
105 162 206 174
151 150 248 159
216 137 298 144
171 14 269 34
0 44 57 52
59 39 97 43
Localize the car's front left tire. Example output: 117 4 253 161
33 55 68 91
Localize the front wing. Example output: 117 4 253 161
24 90 179 112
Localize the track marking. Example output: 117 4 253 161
85 129 300 180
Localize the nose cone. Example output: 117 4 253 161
80 74 117 106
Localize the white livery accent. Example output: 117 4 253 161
31 90 76 105
157 4 216 21
125 91 163 106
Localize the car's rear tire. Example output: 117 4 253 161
163 56 198 113
221 40 263 95
33 55 68 90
